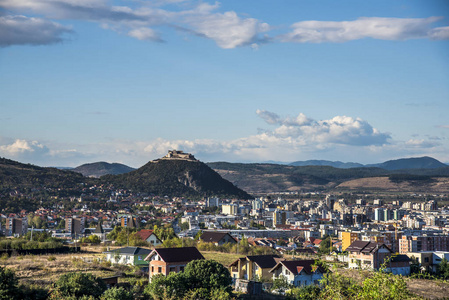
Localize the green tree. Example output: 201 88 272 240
0 266 19 300
50 272 107 299
180 222 190 231
437 258 449 279
144 259 233 300
183 259 233 294
100 287 133 300
271 276 291 295
287 285 321 300
144 272 188 299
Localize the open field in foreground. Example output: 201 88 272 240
2 248 449 299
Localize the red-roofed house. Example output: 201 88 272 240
136 229 162 246
144 247 204 281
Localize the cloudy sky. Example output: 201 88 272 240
1 0 449 167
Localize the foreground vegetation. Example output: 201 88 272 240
3 249 449 299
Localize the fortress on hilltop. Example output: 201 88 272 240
162 150 196 161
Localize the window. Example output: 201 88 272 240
158 267 162 273
152 266 154 273
169 266 176 273
425 257 429 263
138 256 142 261
180 266 184 272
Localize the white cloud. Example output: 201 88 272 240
1 0 448 48
281 17 449 43
256 110 389 146
128 27 162 41
0 14 72 47
405 139 440 148
429 26 449 40
0 139 50 161
184 10 270 49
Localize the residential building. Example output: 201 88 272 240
103 246 152 271
65 217 85 237
399 235 449 253
5 217 28 236
200 231 237 245
145 247 204 280
222 204 238 215
346 240 410 275
229 255 282 281
270 260 326 287
136 229 163 246
342 231 359 251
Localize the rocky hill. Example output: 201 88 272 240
73 162 135 178
102 158 251 199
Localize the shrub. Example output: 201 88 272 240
100 287 133 300
50 272 107 299
0 266 19 299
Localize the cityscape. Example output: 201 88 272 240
1 0 449 299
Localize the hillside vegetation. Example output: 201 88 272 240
73 162 135 178
102 159 251 199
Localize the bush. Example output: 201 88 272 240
100 287 133 300
0 266 19 300
50 272 107 299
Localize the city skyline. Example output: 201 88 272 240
1 0 449 167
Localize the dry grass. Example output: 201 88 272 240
202 251 243 266
0 251 116 287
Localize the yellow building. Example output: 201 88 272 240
342 232 359 251
229 255 282 281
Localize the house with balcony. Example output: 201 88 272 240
229 254 283 282
269 260 326 287
346 240 410 275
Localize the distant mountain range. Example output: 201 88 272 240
2 155 449 200
289 160 364 168
289 156 448 170
73 162 135 178
208 156 449 193
72 156 449 178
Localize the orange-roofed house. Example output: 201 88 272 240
136 229 163 246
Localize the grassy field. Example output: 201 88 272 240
202 251 242 266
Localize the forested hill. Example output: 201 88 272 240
207 162 449 193
102 159 251 199
73 162 135 178
0 157 89 190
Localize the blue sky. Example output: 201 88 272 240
1 0 449 167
